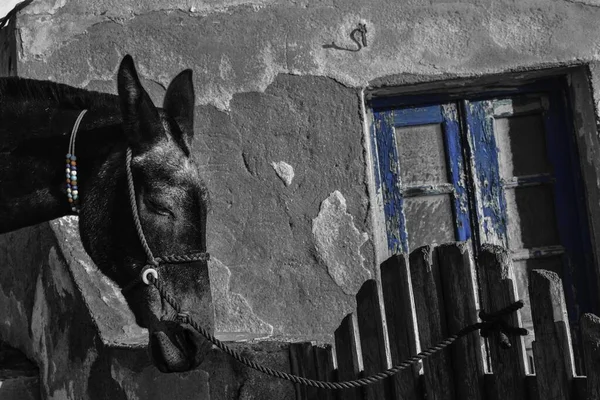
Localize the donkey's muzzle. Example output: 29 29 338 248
149 320 212 373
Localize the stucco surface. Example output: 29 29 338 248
12 0 600 343
7 0 600 397
15 1 600 107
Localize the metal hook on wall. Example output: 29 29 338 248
323 22 368 52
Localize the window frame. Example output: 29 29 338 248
368 74 598 322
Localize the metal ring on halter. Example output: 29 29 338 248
142 268 158 285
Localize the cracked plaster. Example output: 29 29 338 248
312 191 370 295
271 161 294 186
209 257 274 335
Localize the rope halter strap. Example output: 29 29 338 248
121 147 210 294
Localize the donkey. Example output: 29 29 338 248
0 55 213 373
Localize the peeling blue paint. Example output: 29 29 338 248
394 106 443 126
372 103 472 253
373 109 407 254
442 104 471 242
464 100 508 245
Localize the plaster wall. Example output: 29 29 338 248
11 0 600 343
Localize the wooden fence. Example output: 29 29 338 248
289 242 600 400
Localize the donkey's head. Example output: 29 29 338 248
78 55 212 373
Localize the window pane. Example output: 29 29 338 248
495 114 551 178
512 256 564 373
505 185 559 249
396 124 448 186
404 194 455 251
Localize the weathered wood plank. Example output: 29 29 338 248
409 245 455 400
289 342 318 400
380 254 420 400
437 242 485 400
356 279 394 400
334 313 364 400
582 313 600 400
529 269 575 400
478 245 527 400
525 375 540 400
314 344 336 400
574 376 588 400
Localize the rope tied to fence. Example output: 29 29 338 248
144 270 527 390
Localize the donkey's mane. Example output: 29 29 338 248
0 77 120 111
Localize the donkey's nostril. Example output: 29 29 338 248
150 331 189 373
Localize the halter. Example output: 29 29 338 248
65 110 210 294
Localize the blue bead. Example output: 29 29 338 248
72 186 78 190
66 153 72 158
66 173 71 178
67 193 72 198
66 184 71 188
71 175 77 180
71 156 77 161
71 166 77 171
66 164 71 169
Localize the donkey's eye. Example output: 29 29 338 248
145 198 173 217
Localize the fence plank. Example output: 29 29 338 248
524 375 540 400
334 313 364 400
380 254 420 400
574 377 588 400
314 344 336 400
356 279 394 400
437 242 485 400
289 342 319 400
581 313 600 399
410 245 455 400
529 269 575 400
478 244 527 400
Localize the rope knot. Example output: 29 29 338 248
478 300 528 349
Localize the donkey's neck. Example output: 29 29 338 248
0 107 124 233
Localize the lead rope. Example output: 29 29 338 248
124 147 527 389
154 276 526 389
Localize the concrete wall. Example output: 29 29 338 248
8 0 600 395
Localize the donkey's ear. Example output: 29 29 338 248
163 69 195 143
117 55 161 146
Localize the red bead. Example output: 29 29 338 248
66 179 71 184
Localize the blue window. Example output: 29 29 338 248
370 78 596 366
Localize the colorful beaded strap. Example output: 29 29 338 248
66 109 88 214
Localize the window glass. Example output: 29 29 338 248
495 114 551 178
396 124 448 186
404 195 455 250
